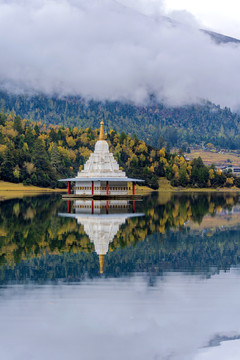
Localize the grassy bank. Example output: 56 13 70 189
0 181 65 200
135 184 154 194
157 177 240 193
1 179 240 202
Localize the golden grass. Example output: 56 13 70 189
0 181 65 200
188 150 240 166
0 181 64 192
158 177 175 191
135 184 154 194
135 178 174 194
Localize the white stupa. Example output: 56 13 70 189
59 121 143 196
77 126 127 179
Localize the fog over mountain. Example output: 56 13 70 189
0 0 240 110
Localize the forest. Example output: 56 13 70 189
0 112 239 189
0 90 240 150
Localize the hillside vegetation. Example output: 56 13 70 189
1 91 240 150
0 112 240 189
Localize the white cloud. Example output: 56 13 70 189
0 0 240 109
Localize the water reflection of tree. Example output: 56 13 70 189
110 193 240 251
106 228 240 276
0 195 94 267
0 193 240 281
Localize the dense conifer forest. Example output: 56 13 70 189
0 112 240 189
1 91 240 150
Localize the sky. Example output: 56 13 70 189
165 0 240 39
0 0 240 110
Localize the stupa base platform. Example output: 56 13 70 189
62 194 142 200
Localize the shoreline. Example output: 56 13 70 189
160 187 240 193
136 184 240 193
0 181 66 200
1 181 240 202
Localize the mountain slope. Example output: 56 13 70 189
1 91 240 150
202 30 240 44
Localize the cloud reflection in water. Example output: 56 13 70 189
0 270 240 360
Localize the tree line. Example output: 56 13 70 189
0 112 240 189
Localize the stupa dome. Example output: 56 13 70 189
94 140 109 153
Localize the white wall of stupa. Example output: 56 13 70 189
77 140 126 179
74 122 129 195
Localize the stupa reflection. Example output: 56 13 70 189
59 200 144 274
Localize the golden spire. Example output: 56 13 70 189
99 120 105 141
99 254 105 275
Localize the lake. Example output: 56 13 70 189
1 192 240 360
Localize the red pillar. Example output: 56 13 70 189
106 181 109 195
132 182 135 195
132 200 135 213
67 181 71 195
91 181 94 195
67 200 71 213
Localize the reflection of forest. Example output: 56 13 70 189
0 192 240 281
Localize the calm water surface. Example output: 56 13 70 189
1 192 240 360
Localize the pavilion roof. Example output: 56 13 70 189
58 177 144 182
58 212 144 219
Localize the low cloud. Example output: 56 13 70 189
0 0 240 109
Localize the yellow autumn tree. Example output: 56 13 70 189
159 147 166 158
226 177 234 186
66 136 76 148
209 168 215 180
